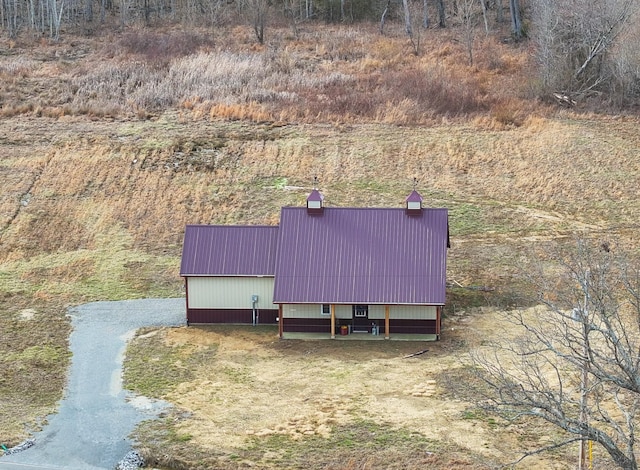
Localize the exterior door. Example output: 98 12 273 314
352 305 369 332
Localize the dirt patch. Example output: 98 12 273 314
18 308 36 320
136 312 575 469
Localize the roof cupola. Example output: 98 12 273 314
306 176 324 215
405 179 423 216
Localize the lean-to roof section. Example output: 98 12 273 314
180 225 279 276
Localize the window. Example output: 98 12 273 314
354 305 368 317
321 304 331 315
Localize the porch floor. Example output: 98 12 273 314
281 332 438 341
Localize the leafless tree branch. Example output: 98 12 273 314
470 238 640 469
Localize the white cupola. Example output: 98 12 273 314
405 189 423 216
306 177 324 215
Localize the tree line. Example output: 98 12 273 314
1 0 639 107
1 0 523 38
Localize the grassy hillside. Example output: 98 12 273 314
1 23 639 467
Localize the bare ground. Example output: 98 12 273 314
125 310 583 470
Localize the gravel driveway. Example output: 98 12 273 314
0 298 186 470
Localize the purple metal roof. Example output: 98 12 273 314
405 190 423 203
307 189 324 203
273 207 448 305
180 225 279 276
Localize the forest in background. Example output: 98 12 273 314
1 0 640 112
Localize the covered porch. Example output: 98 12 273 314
277 304 442 341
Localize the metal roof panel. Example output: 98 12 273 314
273 207 448 305
180 225 279 276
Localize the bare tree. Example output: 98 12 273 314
495 0 503 23
532 0 638 103
283 0 302 38
241 0 268 44
404 0 427 55
422 0 429 27
459 0 476 64
401 0 412 36
479 0 488 34
47 0 63 39
436 0 445 27
471 239 640 469
509 0 522 39
380 0 391 33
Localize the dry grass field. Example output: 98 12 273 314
1 22 639 468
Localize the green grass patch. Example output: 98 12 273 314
6 345 68 367
1 225 182 302
241 420 441 468
219 365 254 384
123 328 218 398
449 202 490 236
136 417 445 470
461 409 499 428
0 298 71 444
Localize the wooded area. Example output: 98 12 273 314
1 0 639 107
0 0 525 39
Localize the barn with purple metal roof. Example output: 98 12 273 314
273 207 448 305
180 225 280 324
180 189 449 340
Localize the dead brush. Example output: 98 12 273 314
384 65 489 119
117 29 215 68
489 98 526 128
0 57 37 78
208 102 273 122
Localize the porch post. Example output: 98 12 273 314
331 304 336 339
278 304 283 339
385 305 390 339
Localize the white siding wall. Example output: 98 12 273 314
367 305 387 319
281 304 437 320
282 304 318 318
187 277 275 309
389 305 437 320
335 305 352 319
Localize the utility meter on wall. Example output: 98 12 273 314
252 295 259 303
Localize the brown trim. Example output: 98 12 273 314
388 319 438 334
187 308 279 324
436 306 442 339
280 318 436 335
278 304 283 338
384 305 390 339
282 317 332 333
